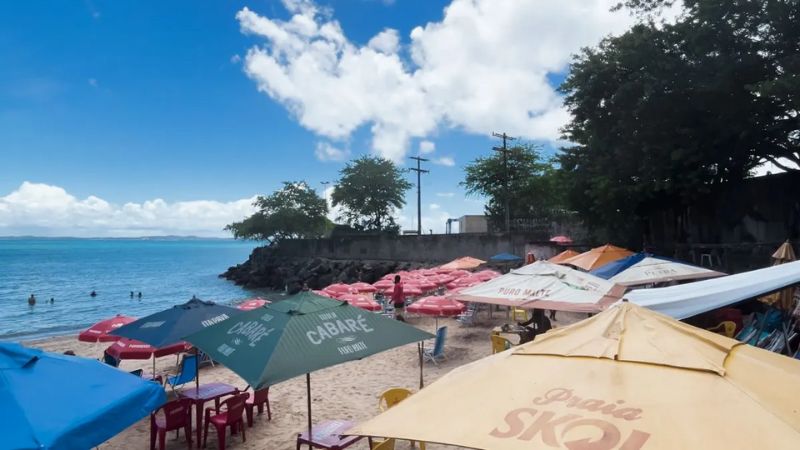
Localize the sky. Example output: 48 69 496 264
0 0 642 237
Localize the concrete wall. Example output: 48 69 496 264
272 233 571 263
458 215 489 233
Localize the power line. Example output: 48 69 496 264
492 132 516 233
408 156 430 236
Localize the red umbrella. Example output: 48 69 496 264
338 294 382 312
473 270 501 281
78 315 136 343
550 235 573 245
324 283 357 296
372 279 395 291
448 270 472 279
312 290 334 298
446 276 483 290
402 283 424 297
408 295 466 328
237 297 270 311
350 282 378 293
105 338 188 360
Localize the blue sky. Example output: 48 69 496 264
0 0 633 236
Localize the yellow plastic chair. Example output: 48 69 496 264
491 334 513 354
377 389 426 450
371 438 396 450
511 307 528 322
378 388 412 412
706 321 737 338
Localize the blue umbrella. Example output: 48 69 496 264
591 252 648 279
111 297 241 348
0 342 165 450
489 252 523 262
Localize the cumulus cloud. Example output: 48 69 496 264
230 54 242 64
0 182 257 237
418 140 435 154
236 0 634 160
315 141 350 162
432 156 455 167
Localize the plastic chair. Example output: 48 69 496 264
511 307 528 322
705 321 736 338
457 304 478 326
371 438 396 450
150 398 193 450
491 334 512 354
244 387 271 427
129 368 144 377
167 354 198 393
203 393 249 450
423 326 447 365
378 388 412 412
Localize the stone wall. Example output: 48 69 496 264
269 232 570 262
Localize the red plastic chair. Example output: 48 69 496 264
150 398 193 450
203 393 249 450
244 387 272 427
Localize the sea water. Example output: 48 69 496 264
0 238 270 341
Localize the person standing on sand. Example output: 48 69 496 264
28 294 36 306
391 275 405 321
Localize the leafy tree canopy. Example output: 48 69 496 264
461 143 566 231
331 156 412 233
226 181 329 243
559 0 800 240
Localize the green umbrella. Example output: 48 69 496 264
185 291 433 447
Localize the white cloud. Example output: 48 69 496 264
0 182 257 237
432 156 455 167
419 140 435 154
236 0 635 160
429 203 441 210
436 192 455 198
368 28 400 54
230 54 242 64
314 141 350 162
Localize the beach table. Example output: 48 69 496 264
177 382 237 448
296 419 369 450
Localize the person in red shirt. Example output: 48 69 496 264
391 275 405 321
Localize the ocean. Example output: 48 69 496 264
0 238 270 341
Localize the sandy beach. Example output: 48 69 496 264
26 311 582 450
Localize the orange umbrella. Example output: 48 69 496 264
548 249 580 264
437 256 486 271
561 244 634 271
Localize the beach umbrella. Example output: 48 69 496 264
350 302 800 449
451 261 624 313
402 283 424 297
411 278 438 292
407 296 465 328
350 282 378 294
549 235 573 244
111 297 241 391
760 241 798 311
592 252 726 287
311 289 334 298
184 292 433 450
1 342 165 450
372 279 395 291
489 252 523 263
437 256 486 271
473 269 501 281
78 314 136 343
237 297 271 311
445 276 483 290
324 283 357 296
548 249 580 264
338 293 382 312
105 338 189 360
561 243 634 271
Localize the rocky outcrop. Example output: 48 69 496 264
221 246 432 294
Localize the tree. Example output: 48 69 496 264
461 143 566 231
226 181 329 243
558 0 800 241
331 156 412 233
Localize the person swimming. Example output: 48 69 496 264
50 297 54 304
130 291 134 298
90 290 97 297
28 294 36 306
137 292 142 298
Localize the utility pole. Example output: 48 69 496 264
492 132 516 233
408 156 429 236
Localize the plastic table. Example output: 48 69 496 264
178 382 237 448
296 420 370 450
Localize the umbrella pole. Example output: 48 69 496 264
152 356 156 381
195 347 200 392
306 373 312 450
418 342 424 389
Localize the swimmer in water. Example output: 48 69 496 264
50 297 54 304
130 291 134 298
28 294 36 306
90 290 97 297
137 292 142 298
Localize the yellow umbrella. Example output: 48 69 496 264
547 249 580 264
350 302 800 449
760 240 797 311
562 244 634 271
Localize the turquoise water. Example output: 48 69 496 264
0 238 268 341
